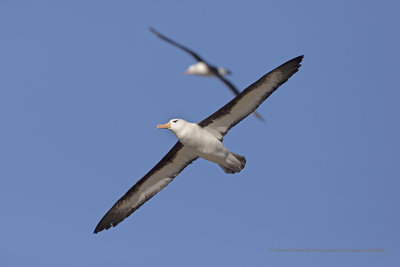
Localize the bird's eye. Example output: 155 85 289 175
172 120 178 123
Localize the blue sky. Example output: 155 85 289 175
0 1 399 266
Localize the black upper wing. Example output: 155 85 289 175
198 56 303 139
150 27 205 62
94 142 198 233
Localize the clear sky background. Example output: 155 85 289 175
0 1 399 266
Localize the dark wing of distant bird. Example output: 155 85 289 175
150 27 205 62
94 142 198 233
213 71 241 95
199 56 303 139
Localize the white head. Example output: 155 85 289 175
184 62 211 76
157 118 188 134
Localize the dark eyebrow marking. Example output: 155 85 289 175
173 120 178 123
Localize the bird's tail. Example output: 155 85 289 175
217 67 232 76
219 152 246 174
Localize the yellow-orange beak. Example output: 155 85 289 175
184 70 190 75
157 122 171 129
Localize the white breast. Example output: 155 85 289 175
190 62 213 76
175 123 229 162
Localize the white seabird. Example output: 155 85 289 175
157 119 246 174
150 27 264 121
94 55 303 233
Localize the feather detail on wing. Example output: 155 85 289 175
199 55 303 138
94 142 198 233
214 73 265 122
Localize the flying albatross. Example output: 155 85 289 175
94 55 303 233
150 27 264 121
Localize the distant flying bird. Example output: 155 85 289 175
94 55 303 233
150 27 264 121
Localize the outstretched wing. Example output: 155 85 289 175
214 73 265 121
199 56 303 139
150 27 265 120
94 142 198 233
150 27 204 62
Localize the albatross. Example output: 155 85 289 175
94 55 303 233
150 27 264 121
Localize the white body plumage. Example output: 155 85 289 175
185 62 230 76
158 119 245 173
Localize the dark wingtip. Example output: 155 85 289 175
287 55 304 67
93 207 130 234
288 55 304 66
149 27 159 35
279 55 304 79
294 55 304 65
93 223 104 234
93 221 100 234
93 213 114 234
93 221 113 234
